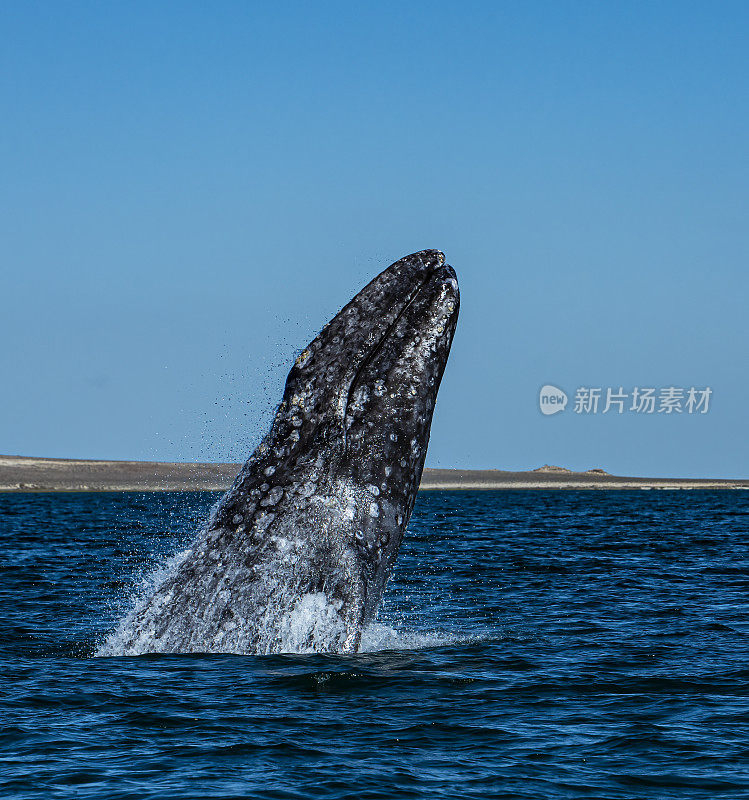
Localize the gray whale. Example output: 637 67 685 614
101 249 459 655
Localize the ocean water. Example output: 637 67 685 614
2 489 749 799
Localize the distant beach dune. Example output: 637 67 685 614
1 456 746 492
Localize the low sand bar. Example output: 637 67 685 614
1 456 747 492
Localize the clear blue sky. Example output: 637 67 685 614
1 2 747 477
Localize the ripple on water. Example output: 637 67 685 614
2 490 749 799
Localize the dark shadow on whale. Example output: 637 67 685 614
99 250 459 655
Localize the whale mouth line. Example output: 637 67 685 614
342 270 434 431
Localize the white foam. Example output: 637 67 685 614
96 545 194 657
274 592 349 654
359 622 457 652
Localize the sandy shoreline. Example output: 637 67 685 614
1 455 747 492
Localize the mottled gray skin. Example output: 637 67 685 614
108 250 459 655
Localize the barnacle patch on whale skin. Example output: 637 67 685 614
295 349 311 368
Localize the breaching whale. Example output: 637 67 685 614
101 249 459 655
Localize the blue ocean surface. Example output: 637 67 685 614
2 489 749 799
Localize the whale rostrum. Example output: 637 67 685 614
101 250 459 655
